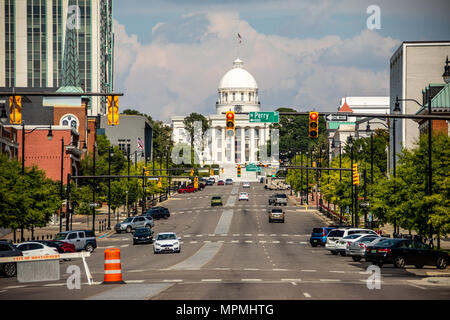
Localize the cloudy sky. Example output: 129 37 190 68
113 0 450 122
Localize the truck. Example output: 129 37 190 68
268 193 288 206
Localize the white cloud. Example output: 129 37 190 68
114 11 400 121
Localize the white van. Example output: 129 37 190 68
325 228 378 255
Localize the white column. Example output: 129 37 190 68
231 132 235 163
250 127 256 162
240 127 245 164
211 127 216 163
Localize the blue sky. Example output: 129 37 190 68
112 0 450 121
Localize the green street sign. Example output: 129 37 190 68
249 111 279 123
245 163 261 172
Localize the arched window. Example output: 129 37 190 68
60 114 79 130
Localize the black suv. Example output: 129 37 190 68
0 241 22 277
143 206 170 220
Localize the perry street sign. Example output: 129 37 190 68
325 114 348 121
249 111 279 123
245 163 261 172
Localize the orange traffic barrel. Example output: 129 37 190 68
102 248 125 284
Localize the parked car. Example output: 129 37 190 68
178 185 197 193
242 182 251 188
206 180 214 186
225 178 233 185
0 241 22 277
54 230 97 252
268 208 285 223
218 180 225 186
325 228 378 255
268 193 288 206
347 237 385 262
34 240 76 253
143 207 169 220
211 196 223 207
309 227 336 247
116 216 154 233
239 192 249 201
16 242 59 256
133 227 154 245
335 234 381 256
365 239 449 269
153 232 181 253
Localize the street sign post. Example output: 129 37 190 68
245 163 261 172
249 111 279 123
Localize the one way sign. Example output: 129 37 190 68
325 114 348 121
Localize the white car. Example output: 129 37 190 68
325 228 378 255
239 192 249 201
16 242 59 256
242 182 250 188
153 232 181 253
335 234 381 256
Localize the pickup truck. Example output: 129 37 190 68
268 193 288 206
268 208 285 223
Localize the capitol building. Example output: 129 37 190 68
171 58 277 179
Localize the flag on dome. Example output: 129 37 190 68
237 33 242 44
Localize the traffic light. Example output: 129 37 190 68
190 169 194 176
194 176 199 189
308 112 319 138
237 164 241 177
210 169 214 176
225 111 235 137
107 95 119 126
157 177 162 188
352 163 359 185
9 96 22 124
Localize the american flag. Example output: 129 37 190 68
137 137 144 150
237 33 242 44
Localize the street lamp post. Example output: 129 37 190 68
107 146 112 230
347 135 354 227
92 143 97 232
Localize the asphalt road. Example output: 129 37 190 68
0 182 449 301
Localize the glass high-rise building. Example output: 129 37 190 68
0 0 114 116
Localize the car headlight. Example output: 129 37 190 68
155 242 161 246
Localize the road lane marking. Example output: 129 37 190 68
165 242 223 270
163 279 183 282
126 280 145 283
320 279 341 282
128 270 144 273
282 279 301 282
242 279 262 282
301 270 317 272
303 292 312 298
214 210 233 235
201 279 222 282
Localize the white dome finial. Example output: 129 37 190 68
233 58 243 68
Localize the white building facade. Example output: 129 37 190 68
172 58 276 173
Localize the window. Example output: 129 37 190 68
78 232 85 238
60 115 78 129
68 233 78 240
0 244 12 251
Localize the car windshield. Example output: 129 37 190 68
240 193 248 196
276 194 287 198
271 209 283 213
54 233 66 241
375 239 403 247
157 234 177 240
328 230 345 237
312 228 324 234
343 234 363 239
212 196 221 200
134 228 150 235
123 217 133 223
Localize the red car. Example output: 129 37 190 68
35 240 76 253
178 186 197 193
218 180 225 185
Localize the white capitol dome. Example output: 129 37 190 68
216 58 260 114
218 58 258 89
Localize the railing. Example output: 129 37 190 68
318 203 348 223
